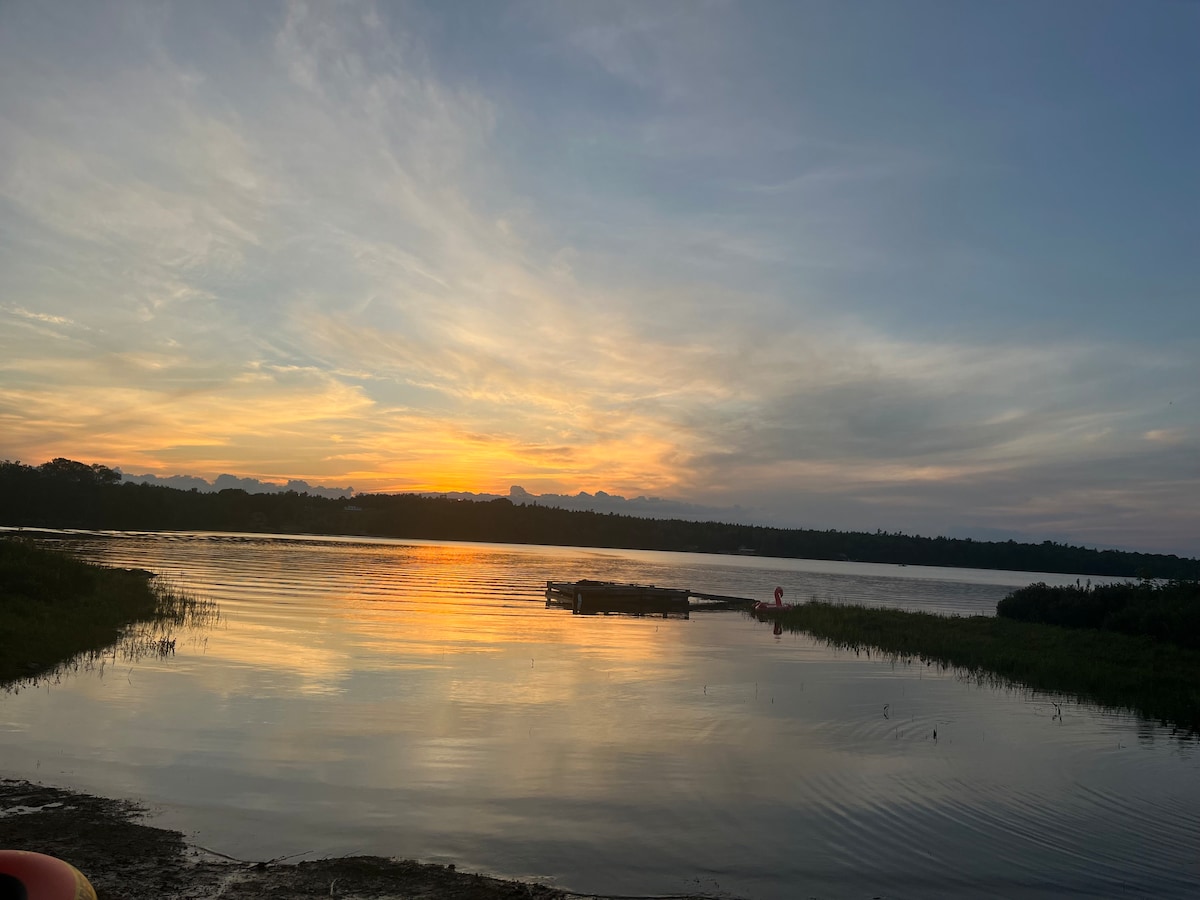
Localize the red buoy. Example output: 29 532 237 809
0 850 97 900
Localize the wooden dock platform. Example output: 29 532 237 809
545 581 757 617
688 591 759 611
545 580 691 616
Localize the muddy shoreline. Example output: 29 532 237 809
1 779 719 900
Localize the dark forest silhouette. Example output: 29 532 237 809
2 458 1197 579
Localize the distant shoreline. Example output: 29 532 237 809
3 459 1197 579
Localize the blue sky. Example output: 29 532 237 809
1 0 1196 554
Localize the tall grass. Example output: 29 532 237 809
771 601 1200 735
0 538 218 688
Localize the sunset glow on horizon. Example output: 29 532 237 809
1 1 1197 554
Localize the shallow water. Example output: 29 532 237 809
2 531 1197 898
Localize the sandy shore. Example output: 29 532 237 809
2 779 717 900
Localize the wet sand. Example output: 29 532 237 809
1 779 713 900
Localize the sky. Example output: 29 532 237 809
0 0 1197 556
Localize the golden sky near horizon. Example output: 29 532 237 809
1 1 1197 554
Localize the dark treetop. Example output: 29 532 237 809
3 458 1198 579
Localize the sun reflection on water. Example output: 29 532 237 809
2 532 1196 900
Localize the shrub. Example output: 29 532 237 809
998 580 1200 650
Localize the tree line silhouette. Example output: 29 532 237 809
3 458 1198 579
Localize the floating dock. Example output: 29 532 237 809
545 580 757 617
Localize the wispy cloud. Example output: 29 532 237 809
0 0 1196 554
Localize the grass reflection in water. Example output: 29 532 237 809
767 600 1200 736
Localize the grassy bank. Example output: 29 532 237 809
772 601 1200 734
0 538 211 686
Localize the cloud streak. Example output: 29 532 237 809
0 0 1196 555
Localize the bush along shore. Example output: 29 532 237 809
768 595 1200 735
997 578 1200 650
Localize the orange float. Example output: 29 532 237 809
0 850 97 900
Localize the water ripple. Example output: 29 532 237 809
3 530 1195 900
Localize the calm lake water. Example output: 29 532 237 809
2 530 1198 899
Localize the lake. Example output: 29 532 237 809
2 530 1198 898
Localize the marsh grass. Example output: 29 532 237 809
0 538 219 689
771 600 1200 735
110 575 220 668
